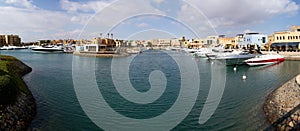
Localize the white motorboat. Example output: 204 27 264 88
31 46 64 53
0 46 13 50
194 48 213 58
214 50 259 66
205 49 237 59
0 46 27 50
245 54 285 66
27 45 40 49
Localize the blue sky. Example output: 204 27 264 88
0 0 299 42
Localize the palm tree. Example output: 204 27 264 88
100 33 102 38
107 33 110 38
111 33 113 39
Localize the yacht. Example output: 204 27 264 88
31 46 64 53
214 50 259 66
0 46 13 50
194 48 213 58
0 46 27 50
245 54 285 66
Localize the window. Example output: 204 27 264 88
280 36 282 40
277 36 279 40
262 37 266 43
296 36 299 39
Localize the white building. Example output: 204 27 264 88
239 33 267 48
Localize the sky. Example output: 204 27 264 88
0 0 299 42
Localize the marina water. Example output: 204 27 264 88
1 50 300 130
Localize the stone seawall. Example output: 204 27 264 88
0 55 36 130
0 92 36 130
264 75 300 130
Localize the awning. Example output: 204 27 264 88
271 42 299 47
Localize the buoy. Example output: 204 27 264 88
242 74 247 80
233 67 237 71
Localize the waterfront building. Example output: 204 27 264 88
188 38 205 48
83 44 107 52
38 40 51 46
219 37 237 49
268 26 300 51
205 35 219 45
5 34 21 46
92 37 102 44
170 38 181 47
79 38 117 52
239 33 267 49
156 38 180 47
0 35 5 47
0 34 21 46
236 34 244 47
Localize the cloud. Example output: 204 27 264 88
0 7 71 32
2 0 37 9
184 0 299 28
60 0 110 13
137 23 149 28
153 0 165 4
0 6 76 41
243 29 257 34
70 0 166 39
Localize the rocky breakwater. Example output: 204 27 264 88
0 55 36 130
264 74 300 130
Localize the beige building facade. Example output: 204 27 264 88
268 26 300 51
0 34 21 46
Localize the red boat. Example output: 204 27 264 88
245 54 285 66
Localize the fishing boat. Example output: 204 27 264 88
245 54 285 66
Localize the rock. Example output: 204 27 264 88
292 115 298 121
296 75 300 86
285 126 292 131
280 125 285 131
289 121 294 128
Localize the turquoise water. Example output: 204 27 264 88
1 50 300 130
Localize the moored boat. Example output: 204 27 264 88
31 46 64 53
245 54 285 66
214 50 259 66
0 46 27 50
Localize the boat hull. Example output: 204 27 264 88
32 48 64 53
245 55 285 66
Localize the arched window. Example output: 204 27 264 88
277 36 279 40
